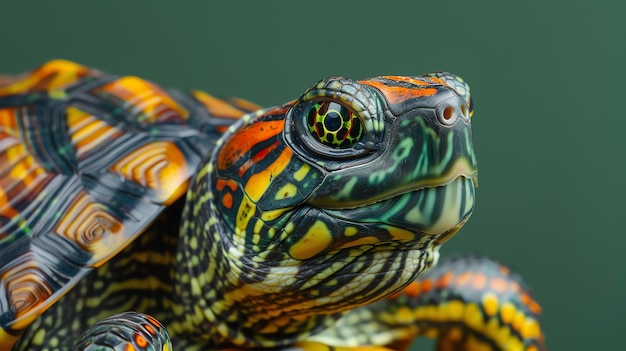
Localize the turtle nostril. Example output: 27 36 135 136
437 104 458 126
443 106 455 121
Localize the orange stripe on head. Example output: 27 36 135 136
426 76 447 86
382 76 431 86
360 79 437 105
217 116 285 170
237 140 281 177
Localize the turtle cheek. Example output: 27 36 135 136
286 220 334 261
281 208 419 262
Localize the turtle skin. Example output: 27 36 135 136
0 61 546 351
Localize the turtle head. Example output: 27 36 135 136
191 72 477 344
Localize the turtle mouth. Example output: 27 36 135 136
308 157 477 211
320 174 476 238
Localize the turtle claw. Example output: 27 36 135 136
74 312 172 351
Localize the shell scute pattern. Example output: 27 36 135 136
0 60 248 343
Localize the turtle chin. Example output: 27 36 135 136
284 244 441 317
260 176 475 314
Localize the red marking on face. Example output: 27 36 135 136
360 79 438 105
381 76 430 85
237 140 281 177
426 76 448 86
222 192 233 209
216 179 238 192
217 115 285 170
216 179 238 209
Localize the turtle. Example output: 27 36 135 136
0 60 546 351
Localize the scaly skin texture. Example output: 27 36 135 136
313 257 547 351
0 61 523 351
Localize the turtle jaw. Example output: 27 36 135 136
242 175 476 311
285 173 477 264
319 174 477 238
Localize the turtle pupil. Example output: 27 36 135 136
323 112 342 131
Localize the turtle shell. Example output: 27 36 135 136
0 60 259 335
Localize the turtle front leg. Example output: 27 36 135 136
311 256 547 351
74 312 172 351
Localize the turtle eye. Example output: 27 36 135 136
306 101 363 149
284 77 382 162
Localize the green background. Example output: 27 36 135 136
1 1 624 350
